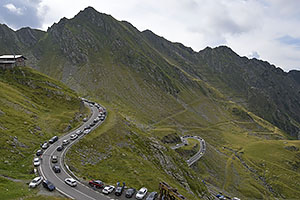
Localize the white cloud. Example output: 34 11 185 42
4 3 23 15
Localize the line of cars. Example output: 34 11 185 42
33 135 60 167
31 135 61 191
29 176 56 191
30 100 106 191
88 180 158 199
31 131 82 191
216 193 240 200
29 175 77 191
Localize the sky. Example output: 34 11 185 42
0 0 300 71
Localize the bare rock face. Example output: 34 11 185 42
1 6 300 139
11 136 28 148
285 145 299 152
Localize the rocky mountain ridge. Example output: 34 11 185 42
2 7 299 138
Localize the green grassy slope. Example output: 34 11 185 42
32 8 299 199
0 66 87 199
1 7 300 199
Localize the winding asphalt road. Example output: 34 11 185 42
171 135 206 166
38 102 111 200
36 103 207 199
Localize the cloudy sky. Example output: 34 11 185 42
0 0 300 71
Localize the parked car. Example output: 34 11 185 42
52 165 61 173
29 176 43 188
56 145 64 151
42 180 55 191
76 130 82 135
216 194 226 200
89 179 104 188
36 149 43 156
115 182 125 196
83 117 88 122
100 116 105 121
136 187 148 199
33 157 40 167
65 178 77 187
83 129 91 134
90 122 95 127
62 139 69 146
125 188 136 198
41 142 49 149
49 136 58 144
70 134 78 140
102 185 115 194
51 155 58 163
93 118 99 123
146 192 158 200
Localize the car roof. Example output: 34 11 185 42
33 176 41 181
149 192 157 196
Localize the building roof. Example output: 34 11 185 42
0 55 27 59
0 60 16 64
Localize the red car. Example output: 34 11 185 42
89 180 104 188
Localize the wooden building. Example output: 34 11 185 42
0 55 27 69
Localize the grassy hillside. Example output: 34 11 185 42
1 7 300 199
0 66 87 199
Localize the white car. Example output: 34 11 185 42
29 176 43 188
83 129 91 134
33 157 40 167
62 139 69 146
76 130 82 135
70 134 78 140
136 187 148 199
102 185 115 194
65 178 77 187
41 142 49 149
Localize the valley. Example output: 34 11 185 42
0 6 300 200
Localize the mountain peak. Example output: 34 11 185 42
76 6 111 19
83 6 97 13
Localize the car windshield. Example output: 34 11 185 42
138 190 145 194
32 179 39 183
